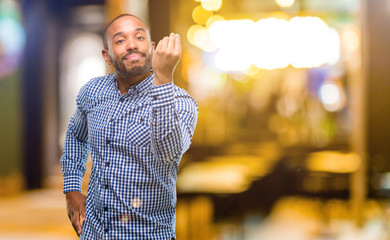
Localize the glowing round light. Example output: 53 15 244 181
252 18 290 70
201 0 223 11
187 24 206 46
192 5 213 25
319 82 343 112
0 18 25 56
244 65 260 77
306 151 361 173
275 0 295 8
193 27 217 52
196 16 341 71
209 19 255 72
187 63 227 101
193 27 208 46
205 14 225 28
342 28 359 52
0 0 26 78
62 33 106 94
320 83 339 104
214 49 252 72
326 28 340 65
288 16 336 68
76 57 106 91
209 19 254 48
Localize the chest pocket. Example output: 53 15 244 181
126 113 151 147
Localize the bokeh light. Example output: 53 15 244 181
319 80 346 112
0 18 25 56
187 24 205 46
0 0 25 78
306 151 361 173
342 28 360 52
192 5 213 25
209 19 255 72
193 16 341 72
205 14 224 28
201 0 223 12
252 18 290 70
289 16 337 68
275 0 295 8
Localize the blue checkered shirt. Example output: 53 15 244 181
60 73 198 239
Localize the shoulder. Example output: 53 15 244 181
77 73 115 100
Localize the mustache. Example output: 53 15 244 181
122 50 147 61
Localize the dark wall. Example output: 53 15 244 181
365 0 390 189
21 0 105 189
148 0 171 43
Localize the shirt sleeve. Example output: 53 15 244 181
149 82 198 164
60 86 90 193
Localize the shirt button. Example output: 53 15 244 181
106 139 111 144
120 98 125 102
105 162 110 166
104 228 109 233
153 96 157 100
104 207 108 211
109 118 114 122
105 184 109 189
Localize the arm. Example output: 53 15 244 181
60 87 89 235
150 84 198 163
60 106 89 193
151 33 198 163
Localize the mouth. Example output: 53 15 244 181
122 51 146 62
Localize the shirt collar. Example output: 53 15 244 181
109 72 154 95
135 73 154 94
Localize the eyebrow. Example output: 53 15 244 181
112 28 147 40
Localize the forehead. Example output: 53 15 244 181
107 16 148 37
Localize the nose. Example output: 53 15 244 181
126 37 138 51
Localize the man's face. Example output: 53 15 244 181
103 16 153 78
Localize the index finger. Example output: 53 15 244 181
167 33 176 50
174 34 182 54
72 210 82 235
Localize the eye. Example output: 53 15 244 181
136 36 145 40
115 39 124 44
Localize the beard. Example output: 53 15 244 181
110 49 152 78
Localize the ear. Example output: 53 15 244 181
151 41 156 56
102 49 112 65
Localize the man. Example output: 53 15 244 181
60 14 198 239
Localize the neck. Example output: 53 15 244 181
116 71 152 95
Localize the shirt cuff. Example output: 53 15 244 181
150 81 175 109
63 174 83 193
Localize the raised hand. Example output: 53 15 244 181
152 33 182 86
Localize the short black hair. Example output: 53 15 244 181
103 14 149 50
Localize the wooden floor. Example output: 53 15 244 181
0 188 78 240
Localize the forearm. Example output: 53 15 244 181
61 105 89 193
61 128 89 193
150 82 197 163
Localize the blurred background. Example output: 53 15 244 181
1 0 390 239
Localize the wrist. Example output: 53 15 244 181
153 72 173 86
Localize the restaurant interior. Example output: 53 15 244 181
0 0 390 239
